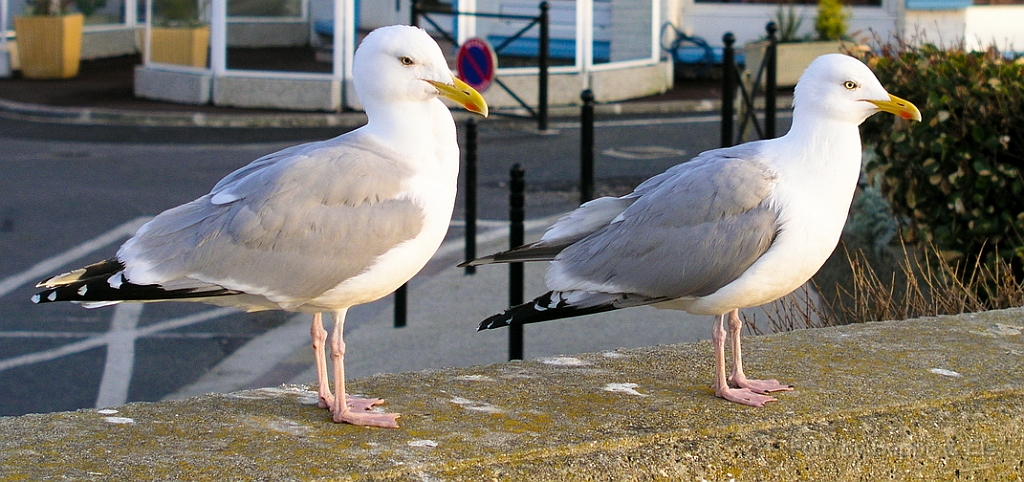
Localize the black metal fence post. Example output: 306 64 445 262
580 89 595 204
410 0 418 27
508 164 525 360
765 22 778 139
464 118 478 275
394 284 407 328
721 32 736 148
538 1 549 131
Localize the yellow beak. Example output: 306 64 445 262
427 76 489 117
868 93 922 122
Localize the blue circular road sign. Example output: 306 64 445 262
456 38 498 93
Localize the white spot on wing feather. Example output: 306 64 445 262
211 192 240 205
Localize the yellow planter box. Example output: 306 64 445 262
13 14 84 79
150 26 210 68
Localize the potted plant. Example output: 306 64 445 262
14 0 84 79
744 0 848 87
148 0 209 67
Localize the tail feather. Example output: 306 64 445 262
36 258 122 288
477 290 666 330
32 258 236 307
458 241 568 268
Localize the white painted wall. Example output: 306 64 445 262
674 1 901 48
903 5 1024 52
963 6 1024 52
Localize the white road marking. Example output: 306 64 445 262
0 217 151 299
0 307 236 373
95 302 144 408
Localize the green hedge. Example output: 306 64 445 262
860 44 1024 265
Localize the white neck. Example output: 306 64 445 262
775 107 864 177
360 98 456 155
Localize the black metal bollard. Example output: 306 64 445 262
580 89 595 204
765 22 778 139
721 32 736 148
538 1 550 131
509 164 525 360
464 118 478 275
394 284 407 328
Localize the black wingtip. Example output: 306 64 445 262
475 290 629 332
477 313 512 331
32 264 237 306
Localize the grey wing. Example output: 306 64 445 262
117 134 424 307
548 146 780 299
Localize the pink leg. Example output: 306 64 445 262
310 313 334 409
328 308 400 428
727 309 793 394
712 313 777 407
311 313 384 412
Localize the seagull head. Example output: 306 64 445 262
793 53 921 126
353 25 488 117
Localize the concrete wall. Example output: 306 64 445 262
82 28 140 60
213 74 341 111
1 310 1023 480
134 66 212 105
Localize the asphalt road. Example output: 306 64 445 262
0 110 791 416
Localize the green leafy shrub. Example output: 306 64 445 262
860 43 1024 268
815 0 850 41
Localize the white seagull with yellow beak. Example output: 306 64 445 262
464 54 920 407
33 25 488 428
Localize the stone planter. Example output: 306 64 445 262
743 40 844 87
13 14 84 79
150 25 210 67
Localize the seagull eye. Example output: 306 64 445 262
399 56 415 66
843 80 858 90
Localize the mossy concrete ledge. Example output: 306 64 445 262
3 310 1024 481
